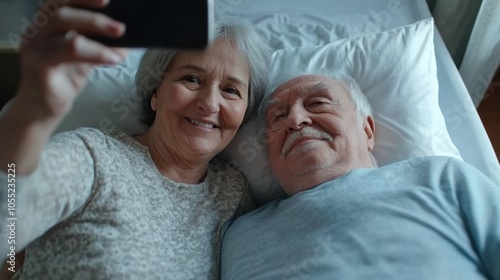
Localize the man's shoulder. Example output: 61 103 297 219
225 198 282 232
375 156 496 193
308 156 474 194
408 155 463 165
384 156 466 173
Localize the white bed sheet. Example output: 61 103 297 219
216 0 500 185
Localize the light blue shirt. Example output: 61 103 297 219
221 157 500 280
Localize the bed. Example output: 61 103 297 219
53 0 500 205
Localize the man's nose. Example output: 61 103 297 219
286 104 312 131
196 85 220 114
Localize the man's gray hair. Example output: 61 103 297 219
135 20 271 126
258 67 373 130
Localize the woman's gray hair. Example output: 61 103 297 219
135 20 271 126
258 67 373 130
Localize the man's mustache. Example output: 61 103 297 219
282 126 333 156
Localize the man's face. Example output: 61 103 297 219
265 75 376 195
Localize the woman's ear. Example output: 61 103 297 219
150 91 158 112
364 115 376 152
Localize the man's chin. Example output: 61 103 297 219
276 162 332 190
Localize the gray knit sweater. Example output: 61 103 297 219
0 128 254 280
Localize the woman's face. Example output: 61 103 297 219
151 40 250 160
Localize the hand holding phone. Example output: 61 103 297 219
89 0 214 49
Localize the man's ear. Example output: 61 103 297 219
364 115 376 152
150 91 158 112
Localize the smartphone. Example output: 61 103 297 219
88 0 214 49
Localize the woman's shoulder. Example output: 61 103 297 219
52 127 112 140
209 157 244 175
51 127 146 153
208 157 248 187
207 158 254 210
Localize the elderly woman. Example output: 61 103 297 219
0 0 270 279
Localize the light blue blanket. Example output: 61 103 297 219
221 156 500 280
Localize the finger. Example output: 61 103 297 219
66 62 96 83
50 6 125 38
113 48 128 59
64 0 111 9
56 31 126 65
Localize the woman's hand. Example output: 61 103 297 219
0 0 126 175
16 0 126 119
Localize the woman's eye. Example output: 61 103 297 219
222 87 242 98
182 75 201 84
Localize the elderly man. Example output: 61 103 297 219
220 70 500 280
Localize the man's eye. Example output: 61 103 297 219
272 113 286 122
309 100 327 106
267 112 288 131
307 99 332 112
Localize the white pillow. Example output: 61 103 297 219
55 49 148 135
218 18 462 204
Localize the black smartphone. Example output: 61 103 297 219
88 0 214 49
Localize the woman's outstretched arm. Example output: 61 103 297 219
0 0 126 175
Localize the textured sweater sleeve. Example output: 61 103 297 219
0 130 97 259
444 159 500 280
234 179 256 218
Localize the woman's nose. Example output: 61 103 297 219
196 86 220 114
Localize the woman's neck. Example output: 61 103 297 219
133 130 209 184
